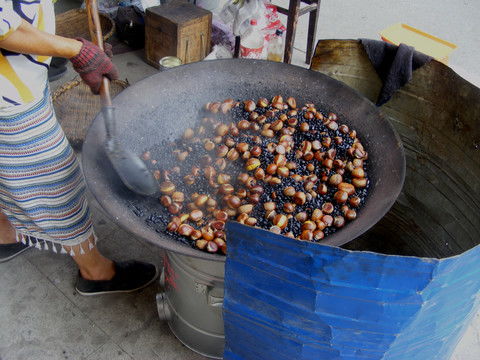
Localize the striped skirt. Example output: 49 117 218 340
0 87 95 255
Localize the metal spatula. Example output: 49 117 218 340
86 0 158 196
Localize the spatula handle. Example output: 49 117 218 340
86 0 112 106
86 0 115 143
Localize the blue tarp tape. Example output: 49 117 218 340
223 222 480 360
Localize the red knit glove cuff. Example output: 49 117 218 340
70 38 101 72
70 38 119 94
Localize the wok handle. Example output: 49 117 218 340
86 0 115 142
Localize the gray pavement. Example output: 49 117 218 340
1 1 479 359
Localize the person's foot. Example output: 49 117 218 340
75 260 158 296
0 242 31 263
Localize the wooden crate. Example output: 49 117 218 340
145 1 212 68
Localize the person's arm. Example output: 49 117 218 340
0 13 118 94
0 20 82 58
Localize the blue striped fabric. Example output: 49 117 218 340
0 87 94 252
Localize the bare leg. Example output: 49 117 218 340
66 238 115 281
0 211 17 244
1 211 114 280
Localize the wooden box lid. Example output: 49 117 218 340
146 1 212 25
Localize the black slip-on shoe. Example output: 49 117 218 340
0 242 31 263
75 260 159 296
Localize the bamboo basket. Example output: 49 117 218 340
55 9 115 41
52 78 129 150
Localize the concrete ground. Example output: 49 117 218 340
1 1 479 359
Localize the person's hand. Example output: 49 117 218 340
69 38 118 94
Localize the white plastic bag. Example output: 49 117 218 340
211 17 236 52
204 45 234 60
219 0 266 37
139 0 161 11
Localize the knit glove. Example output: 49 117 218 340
70 38 119 94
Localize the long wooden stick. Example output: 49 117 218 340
85 0 112 106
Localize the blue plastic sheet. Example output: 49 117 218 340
224 222 480 360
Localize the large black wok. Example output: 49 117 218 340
82 59 405 261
